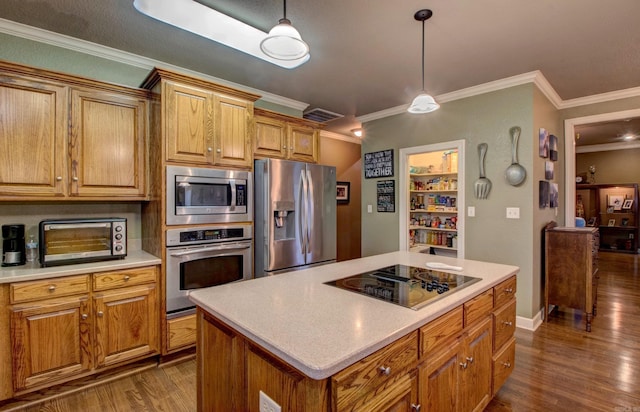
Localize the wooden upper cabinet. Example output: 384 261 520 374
0 73 68 197
213 94 253 168
70 89 147 198
253 108 321 163
142 68 260 169
288 123 318 163
0 61 149 201
164 81 214 165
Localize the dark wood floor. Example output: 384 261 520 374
3 251 640 411
486 251 640 411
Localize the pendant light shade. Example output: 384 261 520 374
260 0 309 61
408 9 439 114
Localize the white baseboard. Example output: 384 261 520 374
515 309 543 331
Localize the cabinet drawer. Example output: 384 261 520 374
167 313 196 351
494 276 517 308
10 275 90 303
493 299 516 351
464 289 494 327
492 337 515 396
332 331 418 411
93 266 157 291
420 306 463 356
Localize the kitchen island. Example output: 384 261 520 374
189 251 518 411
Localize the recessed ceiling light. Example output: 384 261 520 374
623 134 635 140
351 128 363 137
133 0 309 69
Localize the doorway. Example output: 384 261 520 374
563 108 640 226
399 140 465 258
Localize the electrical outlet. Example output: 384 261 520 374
259 391 281 412
506 207 520 219
467 206 475 217
367 204 373 213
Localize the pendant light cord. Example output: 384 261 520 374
421 19 425 92
283 0 287 20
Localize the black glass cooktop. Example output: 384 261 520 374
325 264 481 310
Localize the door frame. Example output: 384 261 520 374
399 139 465 258
563 108 640 226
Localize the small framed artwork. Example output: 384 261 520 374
587 217 597 227
549 134 558 161
539 128 549 158
623 199 634 210
608 219 616 227
545 161 554 180
609 195 624 211
336 181 350 204
549 183 558 207
539 181 549 208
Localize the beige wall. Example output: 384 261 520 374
576 149 640 185
319 136 362 261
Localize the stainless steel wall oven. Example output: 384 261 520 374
165 224 252 317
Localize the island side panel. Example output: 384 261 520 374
197 308 329 412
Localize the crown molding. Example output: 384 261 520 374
576 141 640 153
558 85 640 109
0 18 309 112
320 130 362 144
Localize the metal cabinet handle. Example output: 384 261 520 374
216 148 221 153
411 404 421 411
378 366 391 375
123 275 130 281
81 314 88 320
459 362 468 369
56 176 63 181
97 311 104 317
72 176 79 181
505 288 514 293
502 361 512 368
207 147 212 152
502 321 513 326
466 356 474 364
283 145 288 149
48 285 56 292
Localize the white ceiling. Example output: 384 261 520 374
1 0 639 136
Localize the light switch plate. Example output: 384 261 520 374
259 391 281 412
467 206 475 217
506 207 520 219
367 204 373 213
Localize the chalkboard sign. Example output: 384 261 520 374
377 180 395 212
364 149 394 179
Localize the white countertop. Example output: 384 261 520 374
189 251 519 380
0 250 161 283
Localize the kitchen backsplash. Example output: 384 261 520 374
0 203 143 250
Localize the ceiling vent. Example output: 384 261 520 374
303 108 344 123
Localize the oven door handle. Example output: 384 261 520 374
169 243 251 257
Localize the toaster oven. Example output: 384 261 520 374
39 218 127 267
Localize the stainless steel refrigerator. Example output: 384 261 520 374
254 158 336 277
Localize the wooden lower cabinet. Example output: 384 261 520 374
11 295 92 391
167 313 197 352
7 266 160 395
418 316 492 412
197 277 516 412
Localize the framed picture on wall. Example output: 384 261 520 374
609 195 624 211
623 199 634 209
336 181 350 204
539 128 549 158
608 219 616 227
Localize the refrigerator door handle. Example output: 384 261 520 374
305 168 314 252
299 169 308 254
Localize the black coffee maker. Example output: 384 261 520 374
2 224 26 266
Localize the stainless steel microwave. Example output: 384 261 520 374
166 166 252 225
39 218 127 267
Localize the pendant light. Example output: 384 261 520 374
260 0 309 61
408 9 440 114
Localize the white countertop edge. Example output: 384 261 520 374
190 251 519 380
0 250 161 283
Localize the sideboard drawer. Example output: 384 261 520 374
93 266 157 291
494 276 517 308
464 289 494 327
10 275 90 303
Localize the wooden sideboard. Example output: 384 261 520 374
544 223 599 331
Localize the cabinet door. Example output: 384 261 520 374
70 89 147 198
213 94 253 168
0 76 68 198
419 338 461 412
254 115 287 159
461 316 493 412
93 284 159 368
11 296 91 391
287 124 318 163
164 81 214 164
356 370 419 412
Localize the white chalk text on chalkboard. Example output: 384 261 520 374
364 149 394 179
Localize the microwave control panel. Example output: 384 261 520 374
166 224 252 246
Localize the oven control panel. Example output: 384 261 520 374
166 224 252 246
